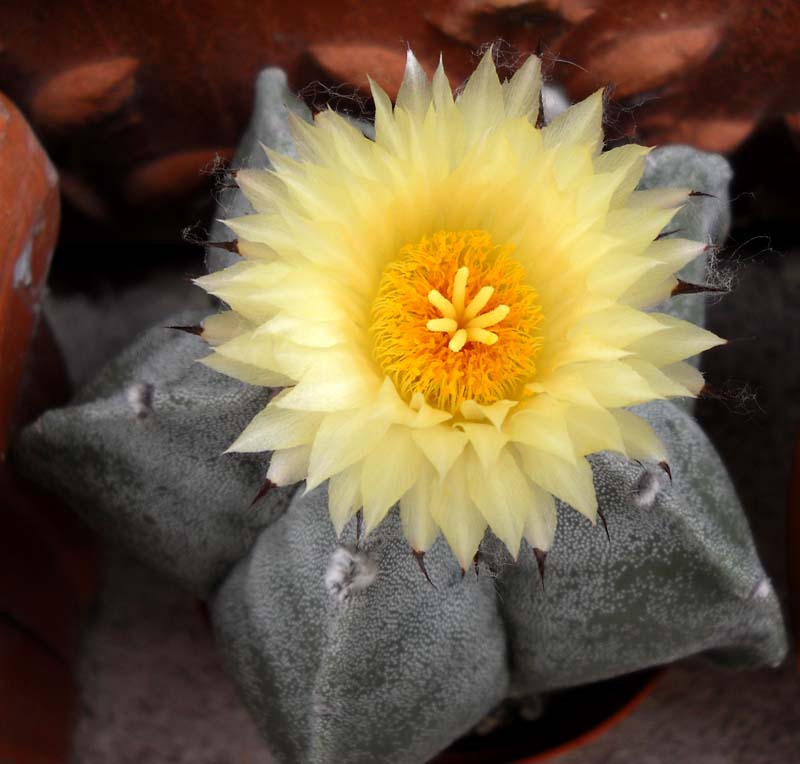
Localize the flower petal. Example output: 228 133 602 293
458 423 508 471
307 409 389 490
506 398 577 464
201 311 253 346
399 462 440 551
361 428 423 534
523 482 558 552
328 462 362 535
267 445 311 486
200 352 293 388
276 353 381 412
542 89 604 154
430 457 487 568
612 409 667 461
458 47 505 141
627 313 725 366
411 425 469 478
517 446 598 522
227 405 322 453
502 55 542 121
396 49 431 122
467 448 527 558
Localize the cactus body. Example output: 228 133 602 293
15 69 786 764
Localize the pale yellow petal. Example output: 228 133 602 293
604 206 680 250
457 47 505 141
460 399 517 429
369 76 402 153
502 55 542 121
201 311 253 346
431 56 455 112
612 409 667 461
542 89 604 154
593 143 650 207
588 254 663 301
517 446 598 522
200 353 293 388
328 462 362 535
568 304 667 348
227 405 322 453
257 313 349 349
626 188 691 209
276 353 381 411
430 457 487 568
564 404 626 457
222 213 284 245
408 395 453 428
458 423 508 470
506 398 577 464
528 369 599 408
661 361 705 395
195 261 290 323
361 428 423 534
523 483 557 552
307 409 390 490
626 314 725 366
399 463 440 551
267 445 311 486
578 360 661 407
625 359 693 398
236 168 291 212
411 425 469 478
467 448 527 558
396 49 431 122
213 330 300 379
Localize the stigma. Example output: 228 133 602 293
426 266 510 352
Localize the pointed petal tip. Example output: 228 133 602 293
250 478 277 508
207 239 239 253
355 509 363 546
166 324 203 337
412 549 436 588
597 508 611 543
533 547 547 590
671 279 729 297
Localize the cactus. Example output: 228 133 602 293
14 69 786 764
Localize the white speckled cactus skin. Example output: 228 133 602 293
14 70 786 764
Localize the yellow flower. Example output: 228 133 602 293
196 50 723 568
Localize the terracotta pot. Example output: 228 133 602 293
0 92 60 454
0 620 76 764
1 2 798 236
0 90 99 764
432 668 663 763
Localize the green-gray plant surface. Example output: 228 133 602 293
14 68 786 764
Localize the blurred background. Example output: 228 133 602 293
2 0 800 246
2 2 800 763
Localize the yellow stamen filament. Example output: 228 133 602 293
426 268 511 352
371 229 544 412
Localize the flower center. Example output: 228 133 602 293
370 230 544 413
426 266 511 352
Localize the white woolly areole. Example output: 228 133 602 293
630 464 671 509
324 546 377 603
126 382 154 419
